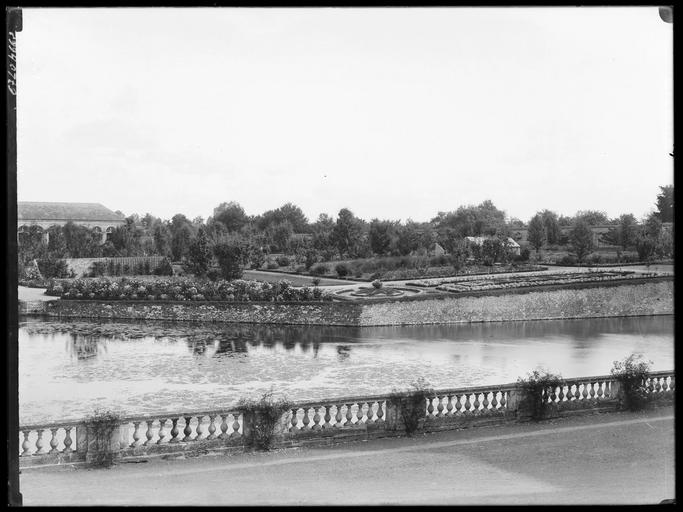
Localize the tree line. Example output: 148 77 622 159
18 185 673 278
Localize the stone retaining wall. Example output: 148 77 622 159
37 278 673 326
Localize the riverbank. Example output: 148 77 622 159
24 276 674 326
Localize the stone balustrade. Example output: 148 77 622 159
19 370 674 467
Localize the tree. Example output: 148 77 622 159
481 238 503 266
270 221 293 253
569 220 594 263
574 210 609 226
368 219 394 256
331 208 362 258
394 222 420 256
655 185 673 222
257 203 309 233
17 226 47 265
539 210 561 245
171 223 194 262
214 202 249 232
311 213 335 252
527 214 546 254
213 242 243 280
449 238 470 272
601 214 637 255
152 222 172 257
432 200 508 238
62 221 102 258
187 227 212 276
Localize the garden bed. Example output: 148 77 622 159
45 277 333 302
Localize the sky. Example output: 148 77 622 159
16 7 673 224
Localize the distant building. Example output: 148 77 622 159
431 242 446 257
465 236 521 256
18 202 126 243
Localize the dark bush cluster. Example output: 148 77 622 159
45 277 331 302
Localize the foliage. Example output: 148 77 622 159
655 185 673 223
574 210 609 226
213 242 243 281
37 256 71 279
237 390 292 451
331 208 364 258
389 377 434 436
369 219 395 256
276 255 291 267
214 201 249 232
517 370 564 421
335 262 350 277
47 277 333 302
539 210 561 245
371 279 383 289
311 263 329 276
611 353 653 411
84 409 121 468
153 258 174 276
187 228 212 276
569 219 594 263
449 239 470 272
527 214 546 253
432 200 508 238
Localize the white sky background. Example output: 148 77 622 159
16 7 673 224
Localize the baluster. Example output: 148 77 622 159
436 396 445 416
182 416 193 442
334 405 343 428
464 394 472 413
144 420 154 445
48 428 60 454
63 427 73 454
312 407 323 430
549 386 558 404
491 392 499 410
323 405 333 429
366 402 375 426
446 395 454 415
157 419 168 444
207 415 217 440
290 408 300 432
217 415 228 438
345 403 355 426
356 403 366 424
654 377 662 393
482 392 490 411
596 382 604 399
169 418 180 443
21 431 31 456
302 408 311 430
589 382 596 400
376 401 384 423
196 417 205 441
669 375 675 392
473 393 481 412
499 392 507 410
231 413 241 436
35 429 47 455
581 383 589 400
558 386 565 402
131 421 142 447
427 397 435 416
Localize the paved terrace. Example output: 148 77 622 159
19 406 674 506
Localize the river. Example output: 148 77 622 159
18 315 674 424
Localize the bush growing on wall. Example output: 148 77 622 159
84 409 121 468
611 353 653 411
389 377 434 437
517 370 564 421
335 262 350 277
237 390 292 451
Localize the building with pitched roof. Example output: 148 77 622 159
18 202 126 243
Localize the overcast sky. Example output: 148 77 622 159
16 7 673 224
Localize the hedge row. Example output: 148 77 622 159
45 277 333 302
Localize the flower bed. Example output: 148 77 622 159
429 271 659 294
45 277 333 302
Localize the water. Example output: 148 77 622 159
19 316 674 425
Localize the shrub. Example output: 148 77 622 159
206 268 222 281
371 279 382 289
311 263 329 276
517 370 564 421
311 277 321 287
153 258 174 276
88 261 107 277
611 353 653 411
84 409 121 468
266 261 279 269
389 377 434 437
275 256 291 267
335 263 350 277
294 265 306 274
237 390 292 451
37 257 70 279
559 255 578 266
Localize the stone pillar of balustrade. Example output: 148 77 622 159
383 395 406 433
505 387 526 420
82 422 127 465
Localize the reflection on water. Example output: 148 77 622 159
19 316 674 424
